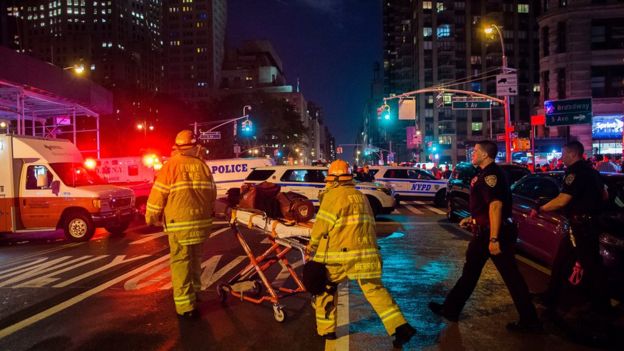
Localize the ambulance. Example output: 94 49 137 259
0 135 135 242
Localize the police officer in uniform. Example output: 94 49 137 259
530 141 610 314
146 130 216 319
429 140 541 332
307 159 416 348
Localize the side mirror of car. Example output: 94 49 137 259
51 180 61 196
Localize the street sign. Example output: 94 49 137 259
496 73 518 96
451 100 492 110
496 134 506 142
336 146 343 154
544 98 592 126
398 99 416 120
233 145 241 154
199 131 221 140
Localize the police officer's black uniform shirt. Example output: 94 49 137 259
469 162 512 228
560 160 604 216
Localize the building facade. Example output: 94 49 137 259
381 0 541 164
5 0 163 92
162 0 226 103
537 0 624 156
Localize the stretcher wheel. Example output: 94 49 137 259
273 305 286 322
216 283 228 303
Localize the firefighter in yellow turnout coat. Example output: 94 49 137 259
145 130 216 318
308 160 416 348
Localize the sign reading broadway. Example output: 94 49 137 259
544 98 592 126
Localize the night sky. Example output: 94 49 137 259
227 0 382 159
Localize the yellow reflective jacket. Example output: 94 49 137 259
145 146 216 245
309 181 382 280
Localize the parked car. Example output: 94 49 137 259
446 162 530 221
368 166 448 206
511 172 624 299
242 166 396 217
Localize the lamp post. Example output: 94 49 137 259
63 63 86 76
485 24 512 162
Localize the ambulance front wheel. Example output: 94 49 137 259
63 211 95 242
273 304 286 322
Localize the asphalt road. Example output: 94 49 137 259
0 200 620 350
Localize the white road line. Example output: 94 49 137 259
130 233 167 245
424 205 446 215
405 205 424 215
124 260 170 290
15 256 109 288
391 209 401 214
0 256 94 287
0 254 170 339
209 227 230 239
53 255 149 288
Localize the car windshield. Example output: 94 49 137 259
50 163 107 187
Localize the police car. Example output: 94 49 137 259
207 158 274 197
369 166 447 207
243 165 396 216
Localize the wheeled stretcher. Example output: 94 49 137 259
216 208 312 322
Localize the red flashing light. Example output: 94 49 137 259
84 158 97 170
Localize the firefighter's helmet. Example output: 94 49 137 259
326 159 353 182
174 130 197 149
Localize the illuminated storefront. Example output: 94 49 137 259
592 115 623 155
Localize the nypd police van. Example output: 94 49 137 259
369 166 447 207
207 158 274 197
243 165 396 217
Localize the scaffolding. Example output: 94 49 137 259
0 46 112 158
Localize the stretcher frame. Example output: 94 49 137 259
216 208 310 322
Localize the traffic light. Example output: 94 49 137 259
377 104 391 120
241 119 253 135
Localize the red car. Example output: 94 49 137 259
511 172 624 298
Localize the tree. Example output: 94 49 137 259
201 92 308 158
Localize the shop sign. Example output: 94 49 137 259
592 115 623 140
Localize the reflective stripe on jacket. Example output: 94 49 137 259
145 146 216 245
310 181 382 279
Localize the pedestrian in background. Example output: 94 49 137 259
145 130 216 319
429 140 541 333
596 154 619 173
530 141 610 317
307 160 416 348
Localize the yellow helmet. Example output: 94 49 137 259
326 159 353 182
174 130 196 149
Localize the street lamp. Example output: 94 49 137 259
484 23 513 163
63 63 85 76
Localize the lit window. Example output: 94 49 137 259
437 24 451 37
437 2 445 12
423 1 432 9
423 27 432 37
518 4 529 13
472 122 483 131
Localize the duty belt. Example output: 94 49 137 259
469 217 514 236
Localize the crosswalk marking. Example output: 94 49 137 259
0 254 171 339
404 205 423 215
423 205 446 215
130 233 167 245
